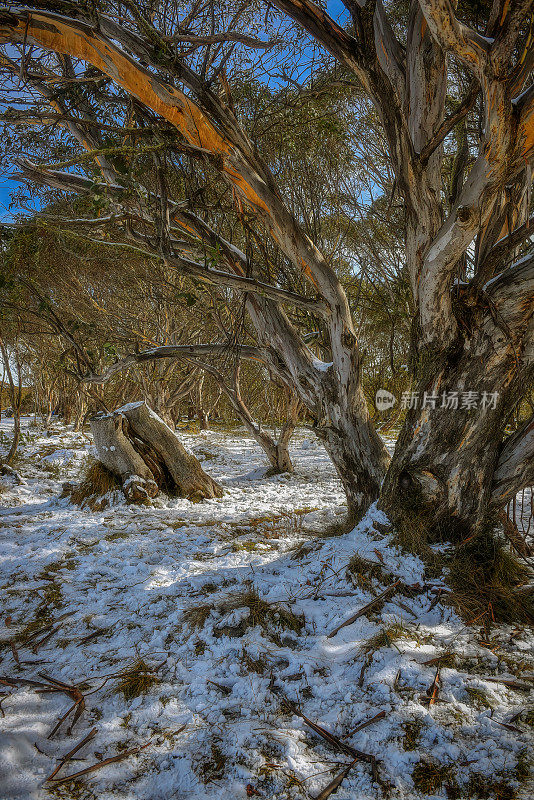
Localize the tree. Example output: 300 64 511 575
0 2 532 547
0 3 389 521
0 328 23 472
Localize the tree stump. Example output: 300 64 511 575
90 402 223 502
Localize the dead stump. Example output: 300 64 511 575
90 402 223 502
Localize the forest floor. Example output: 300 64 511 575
0 418 532 800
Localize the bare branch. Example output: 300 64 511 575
168 254 327 315
420 81 479 164
82 344 265 384
267 0 363 78
163 32 279 49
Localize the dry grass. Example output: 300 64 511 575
393 513 533 625
182 586 304 643
462 773 516 800
465 686 494 710
183 603 214 630
240 649 269 675
390 513 442 575
197 742 227 783
358 622 413 655
224 588 304 635
447 533 533 624
289 541 320 560
228 509 317 541
113 658 160 700
69 459 121 510
46 778 98 800
402 720 423 751
346 553 389 589
411 759 454 794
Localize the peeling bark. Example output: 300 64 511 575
380 291 533 538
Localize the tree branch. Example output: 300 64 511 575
163 32 279 49
82 344 265 384
492 413 534 506
168 254 327 315
418 0 492 79
268 0 363 77
420 81 479 164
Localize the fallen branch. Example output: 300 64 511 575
45 727 97 781
37 673 86 738
314 758 358 800
342 710 386 739
47 742 150 786
327 581 400 638
282 698 378 771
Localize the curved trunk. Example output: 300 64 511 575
203 366 298 474
317 408 390 523
90 401 222 502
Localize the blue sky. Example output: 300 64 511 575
0 1 349 220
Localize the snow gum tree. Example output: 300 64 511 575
0 1 533 554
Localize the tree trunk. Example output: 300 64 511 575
380 290 532 541
254 426 294 474
196 364 299 474
73 395 87 431
316 410 390 523
0 334 22 469
90 401 222 502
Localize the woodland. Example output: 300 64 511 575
0 2 533 799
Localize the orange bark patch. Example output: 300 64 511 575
0 13 269 212
421 16 427 38
500 0 511 26
520 104 534 160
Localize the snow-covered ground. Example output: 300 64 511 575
0 418 532 800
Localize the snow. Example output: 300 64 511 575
311 357 334 372
0 418 532 799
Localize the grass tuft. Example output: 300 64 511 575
447 532 533 624
462 773 516 800
113 658 159 700
183 604 214 630
69 458 121 510
359 622 413 655
232 588 304 634
346 553 389 589
402 719 423 751
390 512 442 575
183 586 304 643
412 759 453 794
